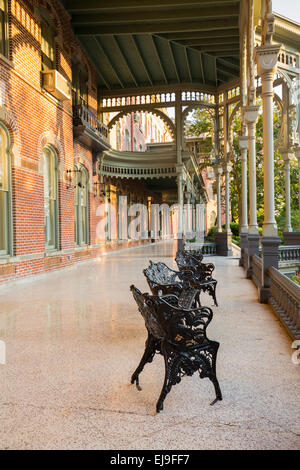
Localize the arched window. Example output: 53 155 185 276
0 122 11 255
125 129 130 151
74 165 89 246
43 146 59 250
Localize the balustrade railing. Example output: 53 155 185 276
73 104 109 143
185 242 217 256
102 165 176 178
252 254 262 288
279 245 300 263
268 266 300 340
257 245 300 264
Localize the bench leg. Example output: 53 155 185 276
156 349 172 413
131 334 157 391
208 282 218 307
198 342 222 404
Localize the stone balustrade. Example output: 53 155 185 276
268 266 300 340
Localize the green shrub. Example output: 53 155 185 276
230 222 239 237
232 235 240 246
291 275 300 286
206 225 217 242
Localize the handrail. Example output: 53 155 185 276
252 254 262 288
268 266 300 340
279 245 300 262
73 104 109 143
185 242 217 256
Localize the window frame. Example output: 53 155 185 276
40 8 56 71
72 59 88 107
0 121 13 257
43 145 59 251
74 164 89 247
0 0 9 59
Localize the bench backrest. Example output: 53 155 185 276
130 285 211 349
175 250 199 270
130 285 165 339
143 261 179 286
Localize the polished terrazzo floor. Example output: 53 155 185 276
0 240 299 450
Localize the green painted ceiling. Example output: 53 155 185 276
61 0 241 90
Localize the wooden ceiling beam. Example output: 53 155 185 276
112 36 139 87
193 44 240 52
168 41 181 82
71 6 239 24
177 36 240 46
66 0 240 12
131 35 154 86
184 48 193 83
161 28 239 40
150 36 168 85
74 18 239 35
94 37 125 88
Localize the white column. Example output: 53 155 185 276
295 147 300 232
282 152 293 232
244 106 259 234
238 135 249 233
214 164 223 232
176 164 184 247
256 44 281 237
223 163 232 233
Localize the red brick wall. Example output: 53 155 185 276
0 0 156 283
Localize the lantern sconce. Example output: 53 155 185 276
64 168 82 190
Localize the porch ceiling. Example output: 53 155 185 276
61 0 241 90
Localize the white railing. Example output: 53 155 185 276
279 245 300 263
102 165 176 179
269 266 300 340
184 242 217 256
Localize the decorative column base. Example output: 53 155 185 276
283 232 300 246
246 234 260 279
258 236 281 303
215 232 233 256
177 238 184 252
239 233 248 267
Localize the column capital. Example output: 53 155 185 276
244 105 259 124
238 135 249 150
222 163 232 173
281 151 294 162
255 43 281 76
213 164 223 175
175 163 184 174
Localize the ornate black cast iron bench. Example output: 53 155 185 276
143 260 194 298
175 251 218 306
144 260 218 307
175 249 215 277
130 285 222 412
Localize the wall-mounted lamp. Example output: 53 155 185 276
64 168 83 190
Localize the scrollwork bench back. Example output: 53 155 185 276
130 285 222 412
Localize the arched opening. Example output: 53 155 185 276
74 164 89 246
0 122 12 255
104 109 174 151
43 145 59 250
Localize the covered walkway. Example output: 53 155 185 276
0 241 299 450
